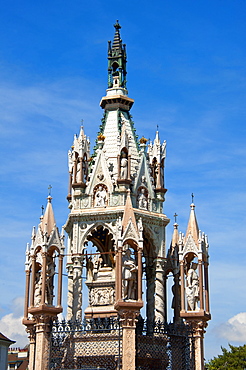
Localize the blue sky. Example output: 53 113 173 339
0 0 245 361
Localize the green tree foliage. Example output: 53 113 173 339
206 344 246 369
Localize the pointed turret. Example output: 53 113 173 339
171 221 179 249
41 195 56 237
147 129 166 191
122 190 138 233
185 202 199 245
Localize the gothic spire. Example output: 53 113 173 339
40 195 56 237
171 217 179 248
185 201 199 245
107 20 127 89
112 20 122 50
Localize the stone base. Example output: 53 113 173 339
84 305 118 318
180 310 211 321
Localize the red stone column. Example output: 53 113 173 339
156 163 161 188
118 247 122 300
57 254 63 307
137 247 142 301
73 159 77 183
180 261 185 312
24 270 30 319
30 256 36 307
198 261 204 311
41 252 47 305
204 263 210 313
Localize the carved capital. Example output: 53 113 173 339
120 310 138 327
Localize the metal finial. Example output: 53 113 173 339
174 213 178 223
114 20 121 29
157 124 159 131
191 193 194 203
81 119 84 126
48 185 52 196
41 205 44 216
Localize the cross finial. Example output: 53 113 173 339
191 193 194 203
174 213 178 223
41 205 44 216
48 185 52 196
157 124 159 131
81 119 84 127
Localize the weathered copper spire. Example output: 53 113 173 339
112 20 122 49
107 20 127 88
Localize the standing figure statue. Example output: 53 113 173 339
86 255 94 282
138 188 148 210
34 271 42 307
46 256 55 305
120 152 128 179
122 249 138 300
185 262 199 311
95 186 107 207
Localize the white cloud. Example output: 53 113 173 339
217 312 246 342
0 297 28 348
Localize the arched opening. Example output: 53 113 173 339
83 225 116 318
184 253 199 311
142 229 157 322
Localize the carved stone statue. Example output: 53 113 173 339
95 186 107 207
185 262 199 311
120 152 128 179
138 189 148 210
122 249 138 300
86 256 94 282
34 271 42 307
82 155 88 182
75 158 81 183
46 256 55 305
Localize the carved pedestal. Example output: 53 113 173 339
115 300 143 370
84 267 117 318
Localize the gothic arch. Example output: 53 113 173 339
83 223 116 267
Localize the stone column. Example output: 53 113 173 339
198 260 204 311
192 320 206 370
27 326 36 370
24 270 30 319
137 246 142 301
156 163 161 189
41 252 47 305
117 246 123 300
57 254 63 307
73 158 77 184
30 256 36 307
146 262 155 324
67 265 74 320
121 312 137 370
72 257 83 320
180 261 185 312
34 316 51 370
204 263 210 313
154 259 165 322
173 273 180 323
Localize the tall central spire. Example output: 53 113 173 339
107 20 127 89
